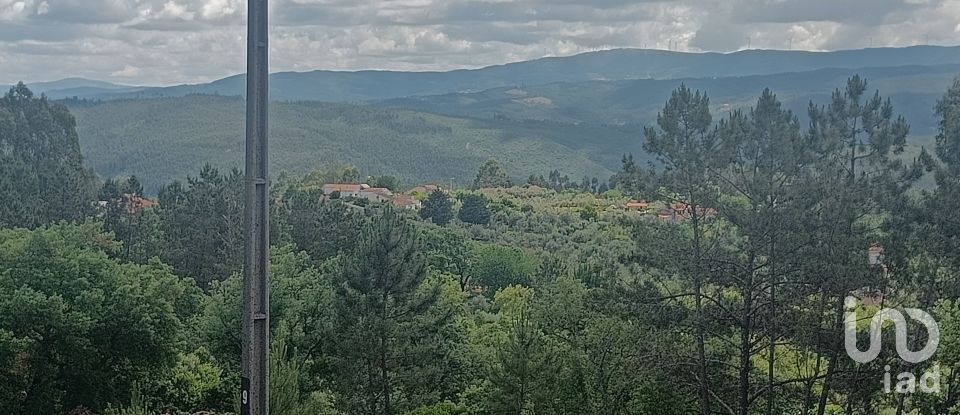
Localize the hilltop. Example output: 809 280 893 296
19 45 960 102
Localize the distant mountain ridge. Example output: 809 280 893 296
16 45 958 191
0 78 145 100
28 77 134 91
379 63 960 135
10 45 960 102
67 60 956 192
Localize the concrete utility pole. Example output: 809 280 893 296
242 0 269 414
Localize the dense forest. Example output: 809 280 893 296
68 96 641 194
2 74 960 415
64 62 956 195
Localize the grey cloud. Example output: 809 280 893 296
0 21 88 42
433 1 663 24
273 2 384 26
0 0 958 85
689 21 746 51
29 0 141 24
440 22 545 45
734 0 928 25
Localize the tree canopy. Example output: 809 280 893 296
3 76 960 415
0 83 96 228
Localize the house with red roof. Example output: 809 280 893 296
392 194 422 210
322 184 364 198
359 187 394 202
625 200 650 212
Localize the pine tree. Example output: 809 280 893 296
458 194 491 225
420 189 454 226
331 208 442 415
488 310 542 415
923 78 960 272
806 76 911 415
934 77 960 175
716 89 811 415
283 187 360 262
610 154 654 198
157 165 244 289
473 159 512 189
126 176 144 196
643 84 719 415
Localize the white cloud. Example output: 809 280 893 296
111 64 141 78
0 0 33 20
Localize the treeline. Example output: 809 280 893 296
1 77 960 415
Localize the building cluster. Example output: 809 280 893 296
322 183 439 210
624 200 717 224
97 193 158 214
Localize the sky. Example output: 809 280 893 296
1 0 959 86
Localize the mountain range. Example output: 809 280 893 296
10 45 960 102
5 46 955 192
379 63 960 135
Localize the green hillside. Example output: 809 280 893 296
69 63 958 193
70 95 645 192
382 64 960 135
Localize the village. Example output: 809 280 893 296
319 183 433 210
99 178 723 226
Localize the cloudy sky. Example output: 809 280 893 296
1 0 959 85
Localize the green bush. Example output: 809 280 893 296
406 401 465 415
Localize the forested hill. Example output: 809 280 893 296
380 64 960 136
22 45 960 101
70 62 954 192
69 95 644 193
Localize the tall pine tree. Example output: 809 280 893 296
330 208 444 414
0 83 96 228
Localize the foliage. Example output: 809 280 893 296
69 96 626 193
368 175 402 191
0 83 96 228
468 244 537 293
328 208 450 414
609 154 654 198
271 335 339 415
280 187 361 263
197 244 337 371
406 401 465 415
102 386 153 415
157 164 244 289
458 194 491 225
303 165 362 188
160 348 229 412
99 177 163 263
473 159 513 189
0 223 201 414
935 78 960 173
421 189 455 226
4 75 960 415
486 309 544 414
